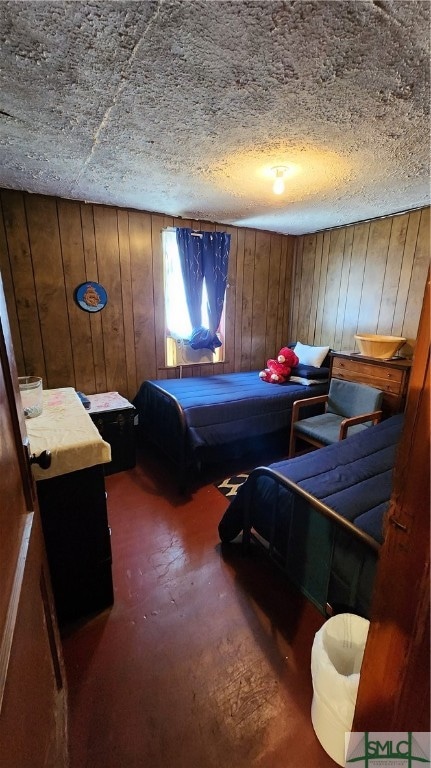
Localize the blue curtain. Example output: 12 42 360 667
176 228 231 352
175 228 203 331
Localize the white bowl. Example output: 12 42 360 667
354 334 406 360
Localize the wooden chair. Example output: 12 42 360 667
289 378 383 458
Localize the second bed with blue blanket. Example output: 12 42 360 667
218 414 404 617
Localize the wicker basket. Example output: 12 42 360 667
354 334 406 359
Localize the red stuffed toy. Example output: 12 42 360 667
259 346 299 384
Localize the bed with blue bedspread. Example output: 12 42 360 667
133 368 329 485
218 414 403 618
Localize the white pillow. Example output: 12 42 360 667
294 341 330 368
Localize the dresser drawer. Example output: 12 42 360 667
332 358 404 384
331 364 403 395
331 360 404 392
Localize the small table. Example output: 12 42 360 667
87 392 137 475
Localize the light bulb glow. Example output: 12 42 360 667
271 166 287 195
273 176 285 195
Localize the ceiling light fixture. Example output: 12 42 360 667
272 166 288 195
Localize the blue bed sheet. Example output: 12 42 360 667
218 414 404 616
219 413 403 545
133 372 328 472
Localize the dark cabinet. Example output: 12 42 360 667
89 399 137 475
37 464 113 626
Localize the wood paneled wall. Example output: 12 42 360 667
290 208 430 355
0 189 428 401
0 190 294 400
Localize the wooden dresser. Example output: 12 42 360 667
330 351 412 416
27 387 114 626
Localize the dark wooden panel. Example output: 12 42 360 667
233 226 245 372
313 231 330 346
283 236 295 345
217 223 237 373
240 229 256 371
275 235 288 350
93 206 128 394
265 233 281 361
152 214 171 376
25 195 74 388
0 197 24 374
80 203 107 394
377 213 408 334
356 217 393 335
320 228 346 348
251 230 270 370
57 199 96 394
129 211 156 386
290 236 302 342
1 187 428 401
1 191 46 380
293 209 429 354
340 222 369 349
333 225 353 351
402 207 430 342
391 210 421 337
307 232 323 344
117 209 138 399
296 234 315 345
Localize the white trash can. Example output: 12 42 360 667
311 613 370 767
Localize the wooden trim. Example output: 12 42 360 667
39 567 63 691
0 512 33 714
353 273 430 731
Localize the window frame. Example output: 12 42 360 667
162 229 226 367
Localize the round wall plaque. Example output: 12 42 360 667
74 282 108 313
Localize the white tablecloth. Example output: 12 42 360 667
87 391 135 413
26 387 111 481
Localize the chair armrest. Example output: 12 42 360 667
289 394 329 457
339 410 383 440
291 394 329 425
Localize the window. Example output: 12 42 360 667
162 229 225 366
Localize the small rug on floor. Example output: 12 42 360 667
215 473 249 498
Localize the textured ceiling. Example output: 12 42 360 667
0 0 429 235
